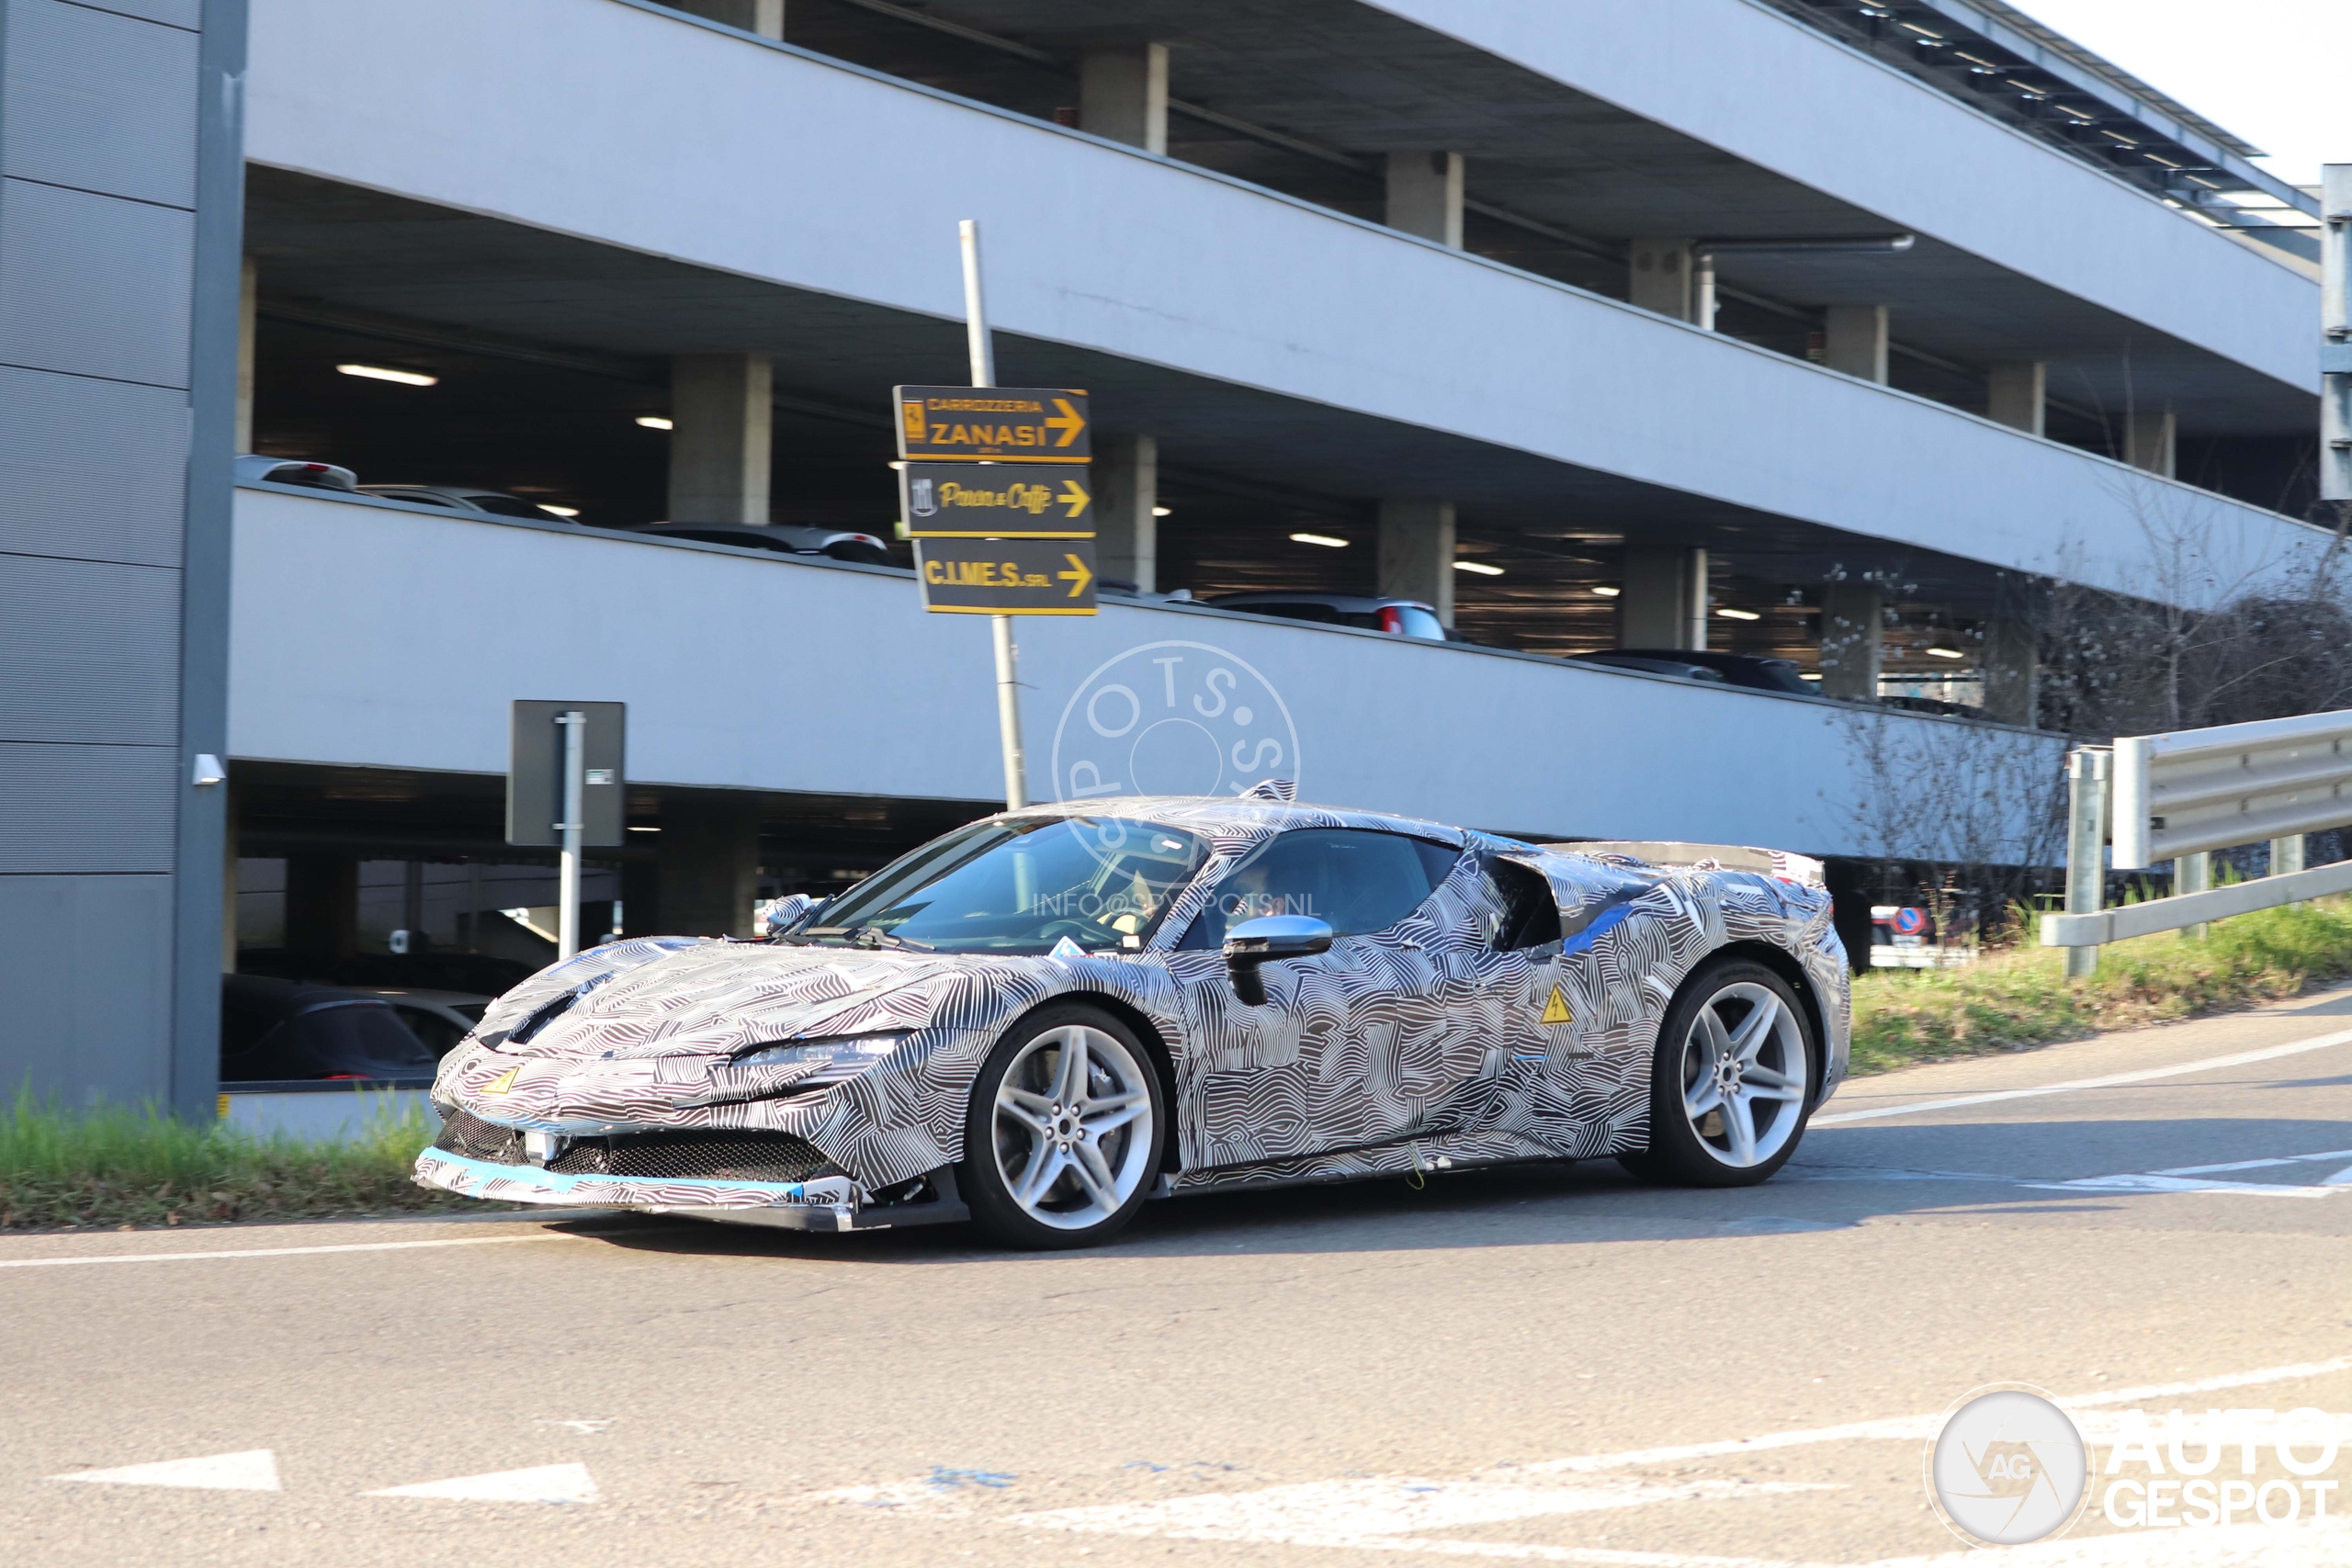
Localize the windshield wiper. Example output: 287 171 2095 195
847 926 933 952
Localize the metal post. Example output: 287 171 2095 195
2324 164 2350 519
555 709 585 961
2273 833 2307 883
961 218 1027 809
2064 747 2110 978
2177 850 2211 941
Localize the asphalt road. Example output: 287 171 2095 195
10 986 2352 1567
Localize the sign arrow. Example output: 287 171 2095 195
1057 552 1094 598
1058 479 1091 520
1046 398 1086 447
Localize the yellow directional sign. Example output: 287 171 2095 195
900 462 1093 538
915 537 1099 615
894 385 1090 463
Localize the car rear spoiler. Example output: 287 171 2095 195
1540 841 1826 888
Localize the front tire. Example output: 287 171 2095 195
961 1005 1166 1248
1618 957 1816 1188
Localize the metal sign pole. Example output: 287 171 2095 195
2323 164 2350 524
555 708 586 960
2063 746 2110 978
960 218 1027 808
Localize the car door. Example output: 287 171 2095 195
1167 827 1470 1168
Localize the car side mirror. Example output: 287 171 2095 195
765 893 824 940
1222 915 1334 1006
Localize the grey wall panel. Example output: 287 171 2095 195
4 0 199 207
0 553 180 743
0 873 173 1104
0 741 175 871
57 0 199 29
0 177 193 388
0 366 187 566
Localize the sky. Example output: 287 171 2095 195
2013 0 2348 187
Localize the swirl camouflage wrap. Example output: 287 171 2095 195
414 795 1849 1233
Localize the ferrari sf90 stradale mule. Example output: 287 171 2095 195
416 789 1849 1247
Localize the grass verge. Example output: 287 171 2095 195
1850 894 2352 1075
0 1094 486 1232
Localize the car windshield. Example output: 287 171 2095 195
799 817 1206 954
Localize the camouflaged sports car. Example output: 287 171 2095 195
416 788 1850 1247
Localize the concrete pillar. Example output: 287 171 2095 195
659 790 761 937
1376 499 1456 626
1095 434 1158 593
667 353 773 525
671 0 783 38
1818 582 1884 701
621 859 662 939
1981 618 2039 727
1080 43 1168 154
1823 305 1890 383
1618 546 1708 650
2123 410 2177 478
1628 239 1698 323
285 855 357 963
1385 152 1464 248
235 257 256 451
1985 362 2046 436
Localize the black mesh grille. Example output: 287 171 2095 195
435 1109 527 1165
548 1131 841 1184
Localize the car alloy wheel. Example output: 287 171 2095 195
1621 959 1815 1188
964 1007 1164 1247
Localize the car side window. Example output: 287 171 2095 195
1180 829 1457 949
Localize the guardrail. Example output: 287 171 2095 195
2041 707 2352 971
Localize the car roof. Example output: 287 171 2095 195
1001 794 1470 850
1204 592 1438 612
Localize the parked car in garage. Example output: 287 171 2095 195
220 975 439 1083
358 484 582 523
1567 649 1817 695
349 987 492 1058
1201 592 1448 639
627 522 894 566
235 455 358 491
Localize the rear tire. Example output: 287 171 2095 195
1616 957 1816 1188
960 1005 1166 1249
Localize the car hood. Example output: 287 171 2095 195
481 941 958 1063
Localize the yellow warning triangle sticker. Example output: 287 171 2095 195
1540 985 1574 1026
480 1066 521 1096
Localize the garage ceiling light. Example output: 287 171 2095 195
1453 559 1504 576
1926 645 1966 659
336 363 436 387
1289 532 1349 548
1152 506 1172 517
1590 585 1622 597
539 505 581 518
636 415 673 431
1716 606 1760 621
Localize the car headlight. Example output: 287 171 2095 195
732 1032 908 1071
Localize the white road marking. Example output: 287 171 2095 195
989 1358 2352 1566
2025 1173 2339 1199
51 1450 281 1491
0 1232 574 1271
366 1462 598 1504
2152 1148 2352 1175
1814 1027 2352 1125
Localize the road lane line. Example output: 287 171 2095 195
1815 1027 2352 1126
1513 1356 2352 1474
0 1232 575 1270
